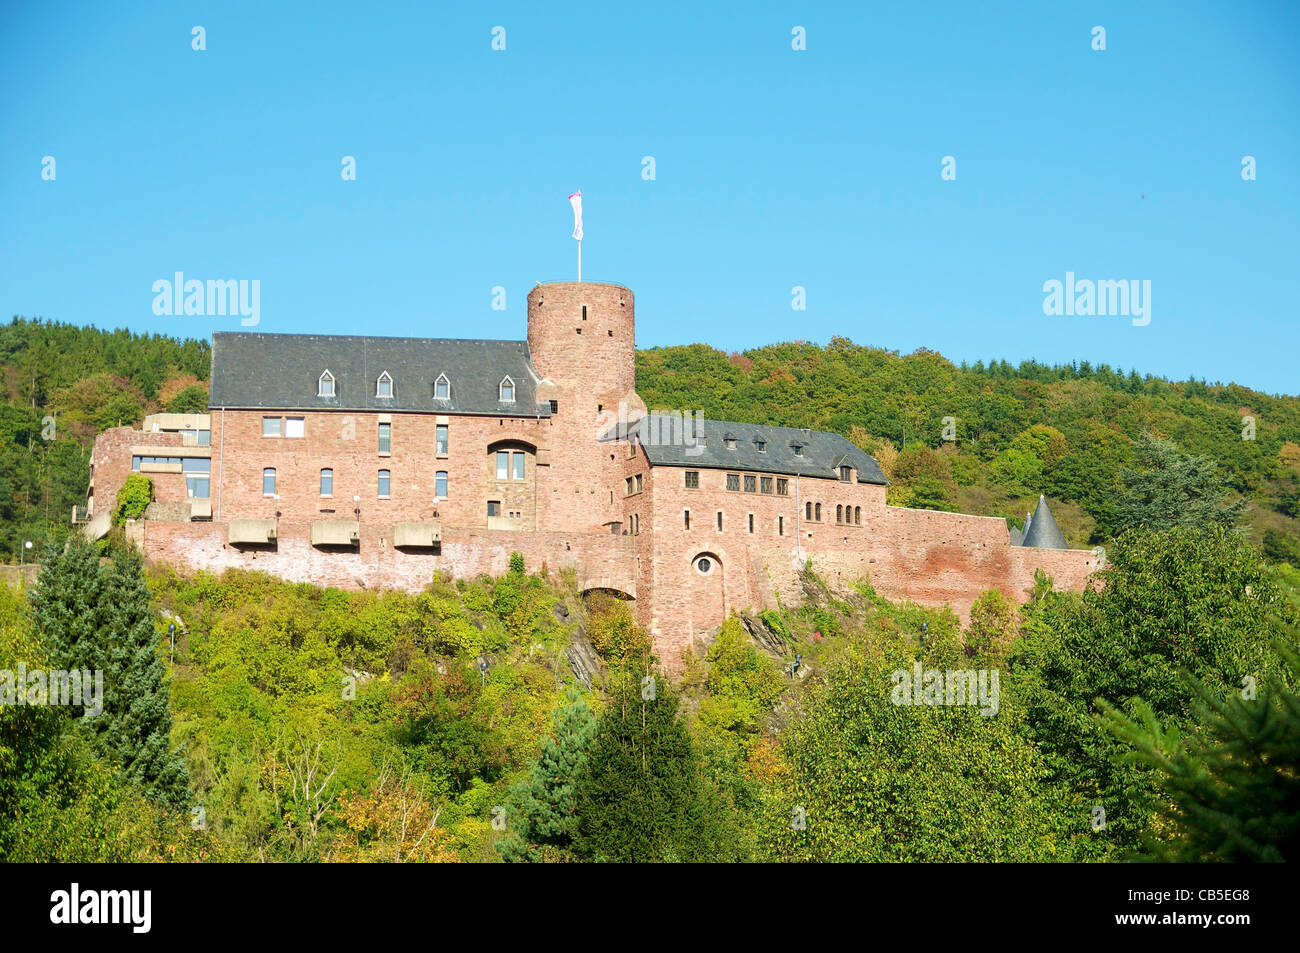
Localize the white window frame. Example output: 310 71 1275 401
434 374 450 400
318 370 335 397
499 376 515 402
285 417 305 439
376 371 393 398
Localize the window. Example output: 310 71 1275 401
836 504 844 524
634 473 642 492
725 438 737 450
488 501 500 517
181 457 210 473
499 377 515 402
696 556 712 574
499 452 511 480
263 468 276 495
815 503 822 521
685 471 699 489
761 476 773 494
840 465 852 482
748 513 754 533
133 456 184 469
514 452 525 480
716 511 723 531
582 305 587 321
436 471 448 498
318 371 335 397
436 425 448 455
805 501 813 520
320 468 333 496
726 473 740 491
376 372 393 398
793 444 804 456
855 506 862 525
285 417 304 439
625 476 634 496
197 429 211 446
262 416 281 437
684 509 690 530
776 478 789 496
779 516 785 536
549 400 558 414
434 374 450 399
182 459 211 498
378 422 391 454
756 440 767 453
186 476 210 499
743 475 756 493
378 469 391 497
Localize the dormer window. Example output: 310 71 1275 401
756 440 767 453
318 370 335 397
725 437 737 450
434 374 450 400
376 371 393 398
793 444 804 456
499 376 515 402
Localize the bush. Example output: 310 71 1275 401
114 474 153 522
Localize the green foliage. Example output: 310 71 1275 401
697 618 784 754
508 551 525 575
1103 636 1300 862
1117 431 1248 533
573 671 742 861
496 688 596 862
114 473 153 522
166 384 209 414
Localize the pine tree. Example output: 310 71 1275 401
1117 432 1247 533
99 547 190 808
572 669 729 862
29 536 106 675
496 687 596 862
1103 635 1300 862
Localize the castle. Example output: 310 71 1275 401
83 281 1099 669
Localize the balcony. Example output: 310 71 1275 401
393 521 442 548
229 519 277 544
311 519 360 547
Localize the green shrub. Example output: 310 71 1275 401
114 473 153 522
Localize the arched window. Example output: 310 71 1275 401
815 503 822 521
376 371 393 398
836 504 843 524
499 376 515 402
377 469 391 497
320 468 333 496
318 370 335 397
434 374 450 400
263 468 276 495
854 506 861 525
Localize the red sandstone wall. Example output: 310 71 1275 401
141 521 639 596
90 427 190 516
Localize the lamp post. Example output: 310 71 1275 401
168 623 176 664
20 540 32 568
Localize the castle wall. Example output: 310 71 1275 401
140 521 639 596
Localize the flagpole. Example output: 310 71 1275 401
578 239 582 283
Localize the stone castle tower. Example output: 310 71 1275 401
527 281 644 533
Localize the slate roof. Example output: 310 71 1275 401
1021 494 1070 549
607 414 889 484
209 332 551 417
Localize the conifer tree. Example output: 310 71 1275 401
1103 635 1300 862
29 535 106 675
497 687 596 862
1117 432 1247 533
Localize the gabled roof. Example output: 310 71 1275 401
209 332 551 417
1021 494 1069 549
606 414 888 484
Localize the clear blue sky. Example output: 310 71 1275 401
2 1 1297 395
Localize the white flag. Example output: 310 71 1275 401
568 190 583 241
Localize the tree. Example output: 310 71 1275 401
573 670 736 861
98 547 191 807
1103 636 1300 862
496 687 596 862
1116 432 1247 533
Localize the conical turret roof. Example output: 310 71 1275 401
1021 494 1069 549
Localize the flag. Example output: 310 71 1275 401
568 190 583 241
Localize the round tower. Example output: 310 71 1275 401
527 281 642 532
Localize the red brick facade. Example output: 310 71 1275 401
88 280 1099 672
